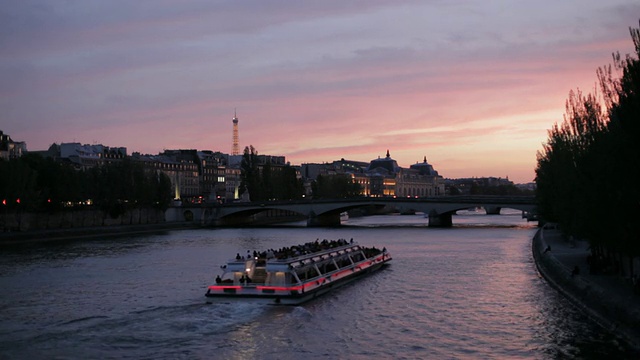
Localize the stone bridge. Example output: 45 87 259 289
165 196 537 227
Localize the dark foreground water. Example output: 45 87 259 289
0 211 637 359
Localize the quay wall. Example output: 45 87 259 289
1 207 166 233
532 227 640 350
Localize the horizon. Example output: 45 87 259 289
2 1 638 184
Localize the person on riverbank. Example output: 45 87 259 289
571 265 580 277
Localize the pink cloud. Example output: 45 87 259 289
3 1 639 185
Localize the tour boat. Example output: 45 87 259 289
205 238 391 305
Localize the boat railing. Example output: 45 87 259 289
223 243 359 264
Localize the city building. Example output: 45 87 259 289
9 121 499 204
132 149 244 204
0 130 27 160
302 150 445 198
36 142 127 169
365 150 400 197
131 151 199 202
224 166 242 201
197 150 227 202
401 156 445 197
445 176 515 195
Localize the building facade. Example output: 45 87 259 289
302 151 445 198
0 130 27 160
55 142 127 169
132 152 199 203
397 156 445 197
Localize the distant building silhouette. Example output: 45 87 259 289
0 130 27 160
39 142 126 169
445 176 516 195
301 150 445 198
7 127 525 205
131 149 243 203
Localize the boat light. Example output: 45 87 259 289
209 285 241 290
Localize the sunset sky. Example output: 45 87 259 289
2 1 638 183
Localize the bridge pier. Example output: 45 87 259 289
484 206 501 215
427 210 452 227
307 211 341 227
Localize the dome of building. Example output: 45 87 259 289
366 150 401 175
410 156 439 176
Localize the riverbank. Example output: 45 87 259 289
532 226 640 350
0 222 200 245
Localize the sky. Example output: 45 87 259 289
1 1 639 183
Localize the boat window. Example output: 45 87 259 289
296 266 319 281
270 272 286 285
325 261 337 272
351 253 364 262
339 258 353 267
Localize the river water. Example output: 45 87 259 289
0 210 636 359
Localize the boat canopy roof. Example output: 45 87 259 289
223 240 363 273
267 243 360 272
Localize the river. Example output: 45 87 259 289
0 210 636 359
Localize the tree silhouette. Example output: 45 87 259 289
536 20 640 276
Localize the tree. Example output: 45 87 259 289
0 157 38 211
239 145 261 201
276 165 305 200
0 154 173 215
154 171 173 209
602 22 640 265
312 174 362 199
239 146 305 201
535 20 640 276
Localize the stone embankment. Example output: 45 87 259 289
532 225 640 350
0 222 198 244
0 207 198 244
1 207 166 232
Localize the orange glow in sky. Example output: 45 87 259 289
2 1 638 183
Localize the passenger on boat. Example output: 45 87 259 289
215 275 222 284
240 274 252 285
236 253 242 260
